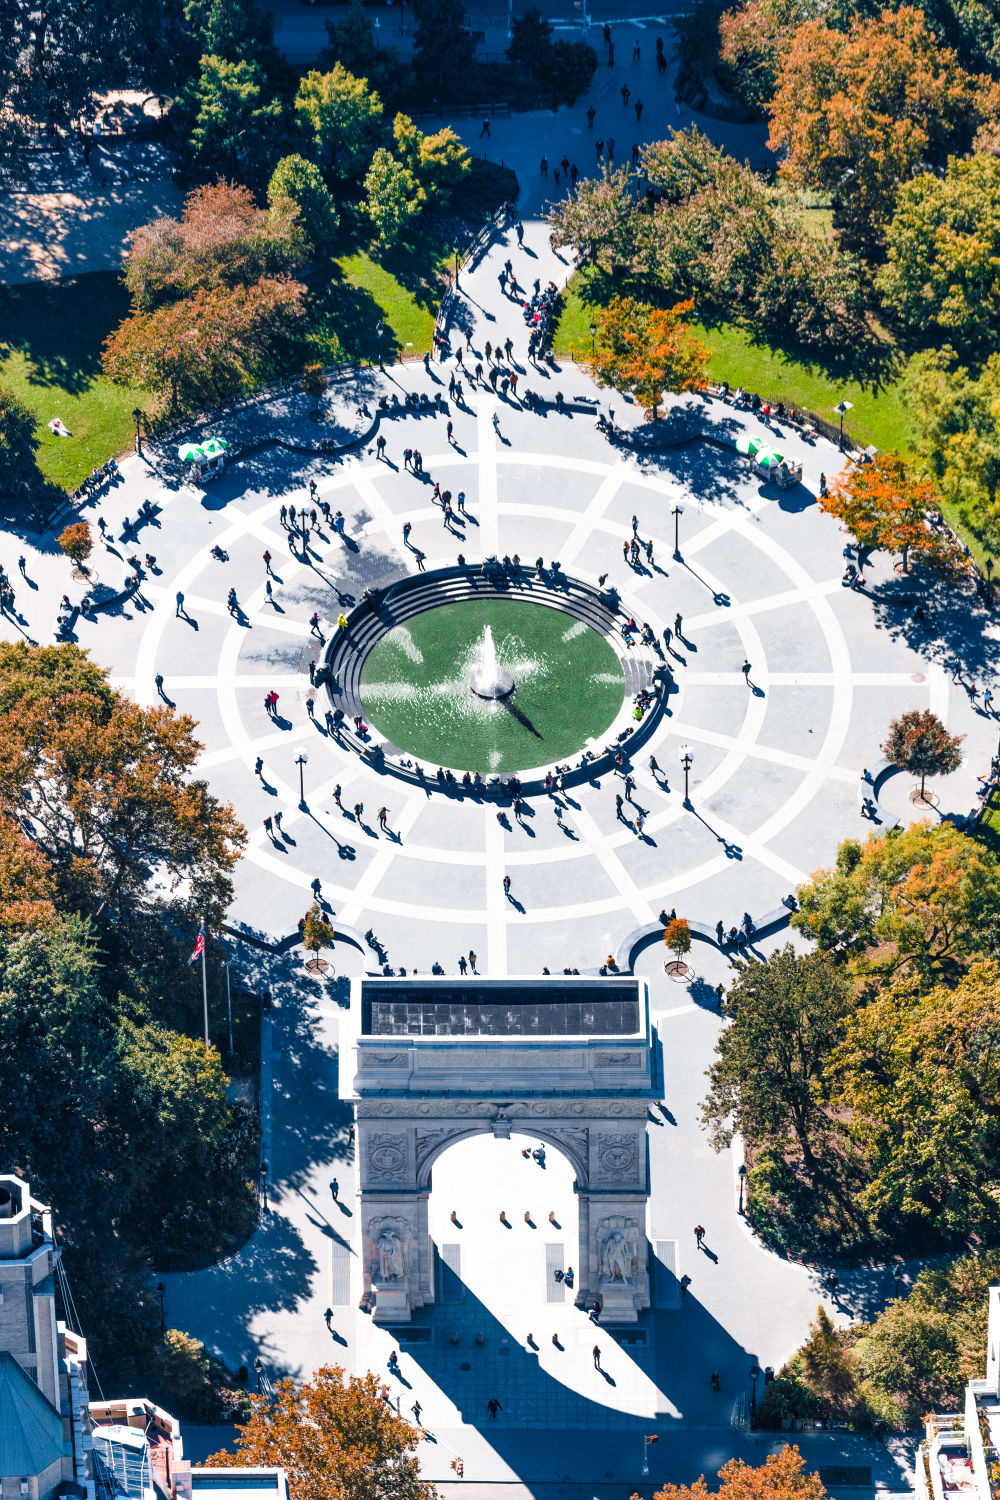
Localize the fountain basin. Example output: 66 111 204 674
470 665 516 699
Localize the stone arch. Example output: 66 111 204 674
343 975 654 1324
414 1121 590 1191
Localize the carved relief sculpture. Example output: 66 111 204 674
597 1217 639 1284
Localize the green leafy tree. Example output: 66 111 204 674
833 961 1000 1237
800 1306 858 1414
702 946 850 1178
588 296 710 412
878 154 1000 360
883 709 963 799
204 1365 430 1500
186 0 282 72
792 823 1000 981
507 7 553 73
549 166 642 276
295 65 383 179
391 114 470 206
411 0 475 91
0 384 40 498
542 39 599 104
909 349 1000 548
182 53 284 183
302 902 334 964
320 0 409 108
854 1303 961 1424
268 155 340 255
362 147 418 246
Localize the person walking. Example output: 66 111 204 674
263 815 275 841
694 1223 705 1247
469 949 478 972
593 1344 602 1370
487 1398 502 1419
480 116 491 137
412 1400 423 1424
587 103 596 127
635 98 644 122
742 659 752 684
711 1371 721 1391
378 806 389 830
675 611 683 636
324 1307 333 1329
503 874 512 900
175 590 186 617
255 756 264 779
331 1178 339 1201
540 154 548 176
354 802 364 822
621 82 631 106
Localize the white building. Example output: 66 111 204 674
88 1399 286 1500
0 1174 93 1500
918 1284 1000 1500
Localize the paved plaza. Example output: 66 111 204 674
4 212 996 1498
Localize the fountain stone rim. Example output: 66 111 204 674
468 664 517 700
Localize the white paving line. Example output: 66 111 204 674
568 800 656 925
477 401 501 555
930 660 950 722
683 670 926 688
484 807 509 976
684 577 844 630
560 461 629 567
338 790 427 928
667 719 860 784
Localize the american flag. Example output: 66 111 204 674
188 928 205 964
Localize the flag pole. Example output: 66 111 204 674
201 916 210 1050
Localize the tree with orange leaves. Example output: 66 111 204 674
819 454 955 573
587 296 709 415
650 1444 828 1500
0 641 245 926
883 709 963 803
204 1364 431 1500
767 7 993 252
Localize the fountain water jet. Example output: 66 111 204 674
469 624 515 700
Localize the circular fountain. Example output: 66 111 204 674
469 625 515 700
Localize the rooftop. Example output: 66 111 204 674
360 978 643 1038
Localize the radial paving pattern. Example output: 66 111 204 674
63 360 982 981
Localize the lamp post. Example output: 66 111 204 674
679 742 693 807
222 959 233 1056
157 1282 165 1333
259 1161 268 1211
374 15 381 48
641 1434 658 1476
738 1163 748 1216
589 321 597 359
295 751 309 809
892 1264 903 1298
254 1356 263 1393
834 399 853 449
750 1362 762 1423
672 502 684 559
375 319 385 370
132 406 143 457
987 556 994 606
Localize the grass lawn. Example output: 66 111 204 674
1 242 448 492
0 273 151 492
554 271 914 457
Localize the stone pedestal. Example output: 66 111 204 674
372 1280 412 1325
598 1278 640 1325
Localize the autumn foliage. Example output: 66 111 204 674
587 296 709 413
664 916 692 958
767 7 994 249
819 455 954 572
0 642 245 925
652 1444 828 1500
57 521 93 568
204 1364 429 1500
882 709 963 799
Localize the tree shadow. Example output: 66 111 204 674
0 271 130 393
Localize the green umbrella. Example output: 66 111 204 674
202 436 228 456
736 434 762 457
756 449 785 469
178 442 205 462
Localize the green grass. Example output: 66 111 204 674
554 270 914 456
0 273 151 491
0 240 449 493
360 598 625 773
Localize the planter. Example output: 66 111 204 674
305 955 333 974
664 959 692 980
909 787 939 807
